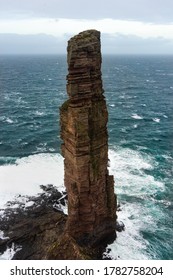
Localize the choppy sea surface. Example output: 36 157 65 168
0 55 172 260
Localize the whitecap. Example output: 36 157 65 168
163 115 168 118
123 104 133 108
153 118 160 123
146 79 156 83
109 104 115 107
131 114 143 120
133 124 138 129
4 95 10 101
48 148 56 152
162 154 172 160
119 95 125 99
36 143 47 152
0 116 14 123
35 111 44 116
6 118 14 124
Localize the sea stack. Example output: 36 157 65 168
60 30 117 246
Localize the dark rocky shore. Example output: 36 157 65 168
0 185 66 259
0 185 124 260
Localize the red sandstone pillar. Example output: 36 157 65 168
60 30 117 246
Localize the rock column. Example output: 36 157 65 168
60 30 116 246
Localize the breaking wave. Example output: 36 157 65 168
0 147 167 259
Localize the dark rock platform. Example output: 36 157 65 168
0 185 67 259
0 185 117 259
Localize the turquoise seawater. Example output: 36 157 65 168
0 55 172 259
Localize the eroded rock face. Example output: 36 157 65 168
60 30 117 246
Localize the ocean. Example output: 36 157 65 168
0 54 172 260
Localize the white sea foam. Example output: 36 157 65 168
153 118 160 123
146 79 156 83
0 153 65 259
0 243 21 260
6 118 14 124
108 148 164 196
105 202 152 259
0 148 165 260
0 153 64 209
35 111 44 116
133 124 138 129
24 201 35 208
0 116 14 124
119 95 125 99
0 230 9 240
131 114 143 120
106 147 165 259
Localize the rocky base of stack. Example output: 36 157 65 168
0 186 116 260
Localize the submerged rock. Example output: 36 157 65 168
116 221 125 232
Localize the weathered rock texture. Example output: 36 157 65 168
60 29 117 246
0 186 106 260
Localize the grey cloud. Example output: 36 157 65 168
101 34 173 54
0 0 173 23
0 34 66 54
0 33 173 55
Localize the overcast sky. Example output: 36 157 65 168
0 0 173 54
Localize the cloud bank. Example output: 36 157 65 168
1 33 173 55
0 0 173 23
0 0 173 54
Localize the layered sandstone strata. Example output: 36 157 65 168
60 30 117 246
